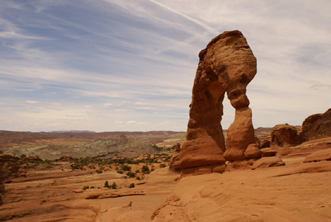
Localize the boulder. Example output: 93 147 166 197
244 144 261 159
271 124 299 147
260 139 271 148
300 109 331 141
260 148 277 157
170 30 257 170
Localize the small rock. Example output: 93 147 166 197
260 148 277 157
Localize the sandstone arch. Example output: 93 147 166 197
170 30 257 170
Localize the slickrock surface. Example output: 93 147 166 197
303 148 331 163
0 163 180 222
1 137 331 221
153 137 331 222
170 30 257 170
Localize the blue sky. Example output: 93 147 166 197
0 0 330 132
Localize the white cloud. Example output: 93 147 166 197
103 103 113 107
25 100 39 104
0 0 330 132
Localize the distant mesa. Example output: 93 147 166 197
169 30 258 173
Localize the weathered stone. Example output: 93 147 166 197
300 109 331 141
260 139 271 148
224 107 256 161
260 148 277 157
244 144 261 159
170 30 257 170
225 159 255 172
180 164 227 177
271 124 299 147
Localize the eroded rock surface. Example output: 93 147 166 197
300 109 331 141
271 124 299 147
170 30 257 170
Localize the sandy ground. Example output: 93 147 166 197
1 137 331 222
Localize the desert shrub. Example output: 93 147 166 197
83 186 89 190
128 183 135 188
152 144 162 152
141 165 150 173
136 176 141 180
96 169 103 174
104 181 110 188
117 170 123 174
121 164 131 171
126 172 136 178
128 201 132 207
160 164 167 168
111 182 117 189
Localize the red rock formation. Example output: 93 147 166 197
170 30 257 170
260 139 271 148
300 109 331 141
271 124 299 147
225 107 257 160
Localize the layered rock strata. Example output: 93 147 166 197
170 30 257 171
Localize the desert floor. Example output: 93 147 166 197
1 137 331 222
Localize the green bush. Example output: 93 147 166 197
111 182 117 189
126 172 136 178
160 164 167 168
152 144 162 152
121 164 131 171
104 181 110 188
83 186 89 190
117 170 123 174
142 165 150 173
128 183 135 188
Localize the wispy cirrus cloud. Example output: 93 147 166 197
0 0 330 131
